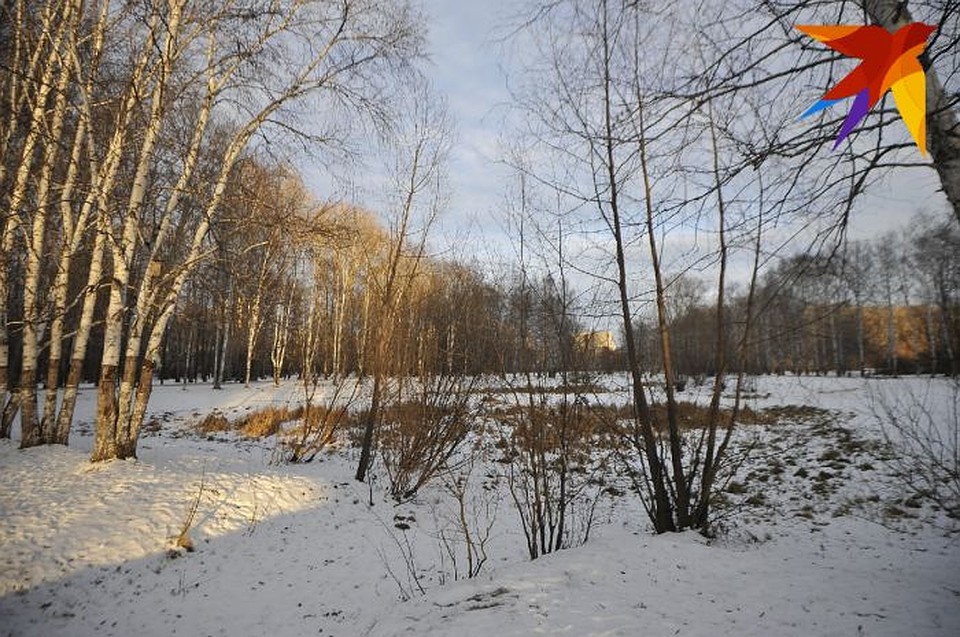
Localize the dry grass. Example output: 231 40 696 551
195 406 301 439
195 411 231 434
236 406 295 438
280 404 349 454
488 401 829 444
476 381 609 397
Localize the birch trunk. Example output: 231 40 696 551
93 3 182 462
30 6 85 443
244 294 262 387
216 300 231 388
55 0 132 444
43 116 89 441
3 1 73 444
271 299 290 386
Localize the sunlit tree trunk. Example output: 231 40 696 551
271 293 291 386
4 0 74 445
93 2 183 462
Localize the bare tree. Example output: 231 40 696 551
508 0 775 533
355 80 452 482
685 0 960 224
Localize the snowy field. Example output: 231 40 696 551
1 375 958 636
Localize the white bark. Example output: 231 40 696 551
8 0 76 447
84 0 419 461
92 0 188 460
271 292 291 386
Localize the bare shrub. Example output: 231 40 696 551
873 379 960 523
378 374 478 501
170 470 206 556
279 379 361 463
435 453 499 582
494 389 610 560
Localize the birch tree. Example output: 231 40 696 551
0 0 422 456
89 0 423 462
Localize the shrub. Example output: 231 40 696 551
378 374 477 501
493 395 609 560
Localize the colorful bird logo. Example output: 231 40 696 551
797 22 936 154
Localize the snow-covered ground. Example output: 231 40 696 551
1 375 958 636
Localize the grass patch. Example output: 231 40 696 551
726 481 749 494
195 405 302 439
236 406 294 438
195 411 231 434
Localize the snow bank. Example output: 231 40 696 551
0 440 321 596
369 522 959 637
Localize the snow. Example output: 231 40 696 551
371 522 956 637
2 377 958 637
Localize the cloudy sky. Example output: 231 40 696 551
422 2 947 246
302 1 950 285
419 0 517 262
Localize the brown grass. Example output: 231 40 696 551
236 406 295 438
282 404 348 441
195 405 302 439
488 400 828 440
195 411 231 434
477 381 609 397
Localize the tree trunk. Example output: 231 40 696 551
55 220 107 444
598 6 672 532
355 372 382 482
91 365 120 462
271 300 290 386
4 0 73 446
887 297 898 375
43 116 90 441
857 300 866 374
218 307 231 387
244 295 262 386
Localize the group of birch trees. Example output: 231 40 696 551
0 0 423 460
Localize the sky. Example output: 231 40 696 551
301 1 951 286
418 0 517 262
